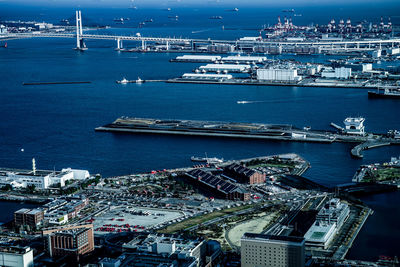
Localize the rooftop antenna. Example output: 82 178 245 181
32 158 36 175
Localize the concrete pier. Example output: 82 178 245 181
95 117 400 158
351 140 392 158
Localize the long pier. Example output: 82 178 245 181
95 117 400 157
166 78 387 90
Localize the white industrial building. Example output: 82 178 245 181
387 48 400 55
239 36 262 42
182 73 233 81
0 246 33 267
198 64 251 73
0 161 90 189
257 68 302 82
321 67 352 79
304 198 350 249
343 117 365 135
304 221 336 249
221 55 267 63
0 25 7 34
344 63 372 72
372 49 382 58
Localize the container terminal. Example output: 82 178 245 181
95 117 400 158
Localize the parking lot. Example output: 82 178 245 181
93 206 184 235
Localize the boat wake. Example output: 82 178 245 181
191 29 211 34
237 100 267 104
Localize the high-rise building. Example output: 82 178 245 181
44 224 94 258
241 233 305 267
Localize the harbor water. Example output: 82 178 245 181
0 3 400 261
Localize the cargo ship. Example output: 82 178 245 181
368 88 400 99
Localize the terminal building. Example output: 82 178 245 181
0 245 33 267
343 117 365 135
241 233 305 267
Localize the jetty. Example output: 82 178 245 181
350 140 392 158
22 81 91 86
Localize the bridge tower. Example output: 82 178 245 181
75 10 87 51
116 38 123 50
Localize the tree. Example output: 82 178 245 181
27 184 36 193
1 184 12 191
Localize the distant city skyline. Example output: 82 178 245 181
1 0 400 8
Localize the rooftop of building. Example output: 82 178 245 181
242 233 305 243
0 245 32 254
26 208 43 215
304 222 336 242
124 233 203 252
15 208 31 214
185 169 239 194
224 163 257 178
52 227 90 237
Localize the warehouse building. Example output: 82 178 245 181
173 55 222 62
198 64 251 73
321 67 352 79
257 68 302 82
223 163 266 184
185 169 250 201
221 55 267 63
182 73 233 81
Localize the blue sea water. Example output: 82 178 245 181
0 3 400 260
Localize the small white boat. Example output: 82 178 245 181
136 77 144 83
116 77 129 84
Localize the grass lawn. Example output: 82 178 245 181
370 167 400 181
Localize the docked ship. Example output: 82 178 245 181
191 154 224 164
368 88 400 99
